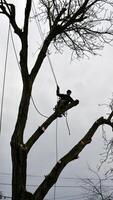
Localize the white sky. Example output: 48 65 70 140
0 0 113 199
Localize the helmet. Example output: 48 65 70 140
67 90 71 95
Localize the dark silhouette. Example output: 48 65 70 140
55 85 75 117
0 1 113 200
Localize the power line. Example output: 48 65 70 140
46 193 86 200
1 172 110 181
0 193 84 200
0 22 10 135
1 182 113 188
2 172 112 183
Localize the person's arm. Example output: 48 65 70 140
56 85 60 96
56 86 64 98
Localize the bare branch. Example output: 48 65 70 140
0 1 22 36
26 100 79 152
33 116 111 199
80 169 113 200
38 0 113 58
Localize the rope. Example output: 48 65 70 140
10 27 48 118
55 118 58 162
47 54 58 86
32 1 58 86
65 114 71 135
0 22 10 135
54 118 58 200
31 4 72 131
10 27 21 71
31 96 48 118
31 10 71 200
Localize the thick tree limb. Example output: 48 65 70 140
19 0 32 83
33 116 113 199
26 100 79 152
24 0 32 36
29 25 61 83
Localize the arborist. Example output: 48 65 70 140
54 85 75 117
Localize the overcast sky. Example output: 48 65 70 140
0 0 113 199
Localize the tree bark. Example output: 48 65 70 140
10 82 32 200
11 142 27 200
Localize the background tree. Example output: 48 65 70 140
80 169 113 200
0 0 113 200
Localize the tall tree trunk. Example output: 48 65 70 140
10 82 33 200
11 141 28 200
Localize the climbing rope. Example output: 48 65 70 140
55 118 58 162
30 96 48 118
32 5 60 200
65 113 71 135
54 118 58 200
32 1 58 86
0 22 10 135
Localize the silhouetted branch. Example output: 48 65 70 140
0 0 22 36
33 116 113 199
24 0 32 35
26 100 79 152
38 0 113 58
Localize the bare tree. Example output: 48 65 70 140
0 0 113 200
80 169 113 200
97 96 113 171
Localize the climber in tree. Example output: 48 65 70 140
55 85 75 117
57 85 74 104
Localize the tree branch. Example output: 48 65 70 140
62 0 90 29
19 0 32 83
107 111 113 121
33 116 113 199
0 1 22 36
23 0 32 36
26 100 79 152
29 25 60 83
